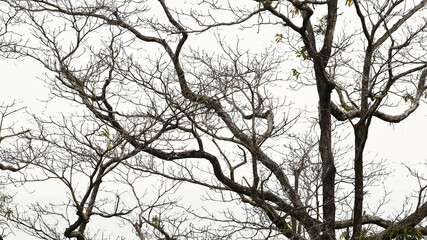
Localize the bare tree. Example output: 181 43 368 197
0 0 426 239
0 101 30 239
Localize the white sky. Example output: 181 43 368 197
1 1 427 239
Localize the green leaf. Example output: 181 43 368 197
275 33 283 43
290 7 300 17
358 228 374 240
0 195 12 220
152 215 160 229
390 226 422 240
292 68 300 80
313 15 328 35
341 104 354 111
402 93 415 104
345 0 353 6
5 209 12 220
209 185 222 191
340 230 350 240
296 46 308 60
22 129 31 137
99 126 113 155
100 126 110 138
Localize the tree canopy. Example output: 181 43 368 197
0 0 427 239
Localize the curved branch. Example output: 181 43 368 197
335 215 392 229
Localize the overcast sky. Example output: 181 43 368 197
1 1 427 239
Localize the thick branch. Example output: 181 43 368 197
335 215 392 229
376 201 427 239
